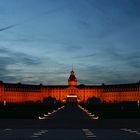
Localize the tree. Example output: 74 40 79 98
87 96 101 104
43 96 56 105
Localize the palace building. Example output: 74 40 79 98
0 69 140 103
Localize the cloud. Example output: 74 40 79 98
12 52 41 65
73 53 95 59
0 47 12 55
0 24 19 32
103 46 140 69
0 47 41 65
0 47 42 82
64 44 82 52
0 47 71 84
76 51 140 85
0 1 72 33
0 0 140 85
78 20 91 30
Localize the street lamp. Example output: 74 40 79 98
137 100 139 109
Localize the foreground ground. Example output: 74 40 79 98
0 104 140 140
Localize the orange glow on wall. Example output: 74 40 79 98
0 71 140 103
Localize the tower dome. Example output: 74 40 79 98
68 69 77 86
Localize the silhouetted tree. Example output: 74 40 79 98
87 96 101 104
43 96 56 105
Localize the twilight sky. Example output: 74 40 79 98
0 0 140 85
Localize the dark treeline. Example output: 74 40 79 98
0 98 63 119
81 100 140 119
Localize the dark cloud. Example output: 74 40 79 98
12 52 41 65
2 38 34 42
78 78 93 85
73 53 95 59
103 46 140 69
0 1 72 33
0 24 19 32
0 47 42 82
78 20 91 30
0 48 41 66
78 59 140 85
0 0 140 85
0 47 11 53
60 44 83 53
0 47 70 84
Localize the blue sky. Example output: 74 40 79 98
0 0 140 85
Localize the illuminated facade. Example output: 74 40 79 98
0 70 140 103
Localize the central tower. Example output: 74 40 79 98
68 69 77 86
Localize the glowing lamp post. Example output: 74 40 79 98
137 100 139 109
4 100 6 106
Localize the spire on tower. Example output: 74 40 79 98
72 64 73 71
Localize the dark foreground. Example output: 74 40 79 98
0 104 140 140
